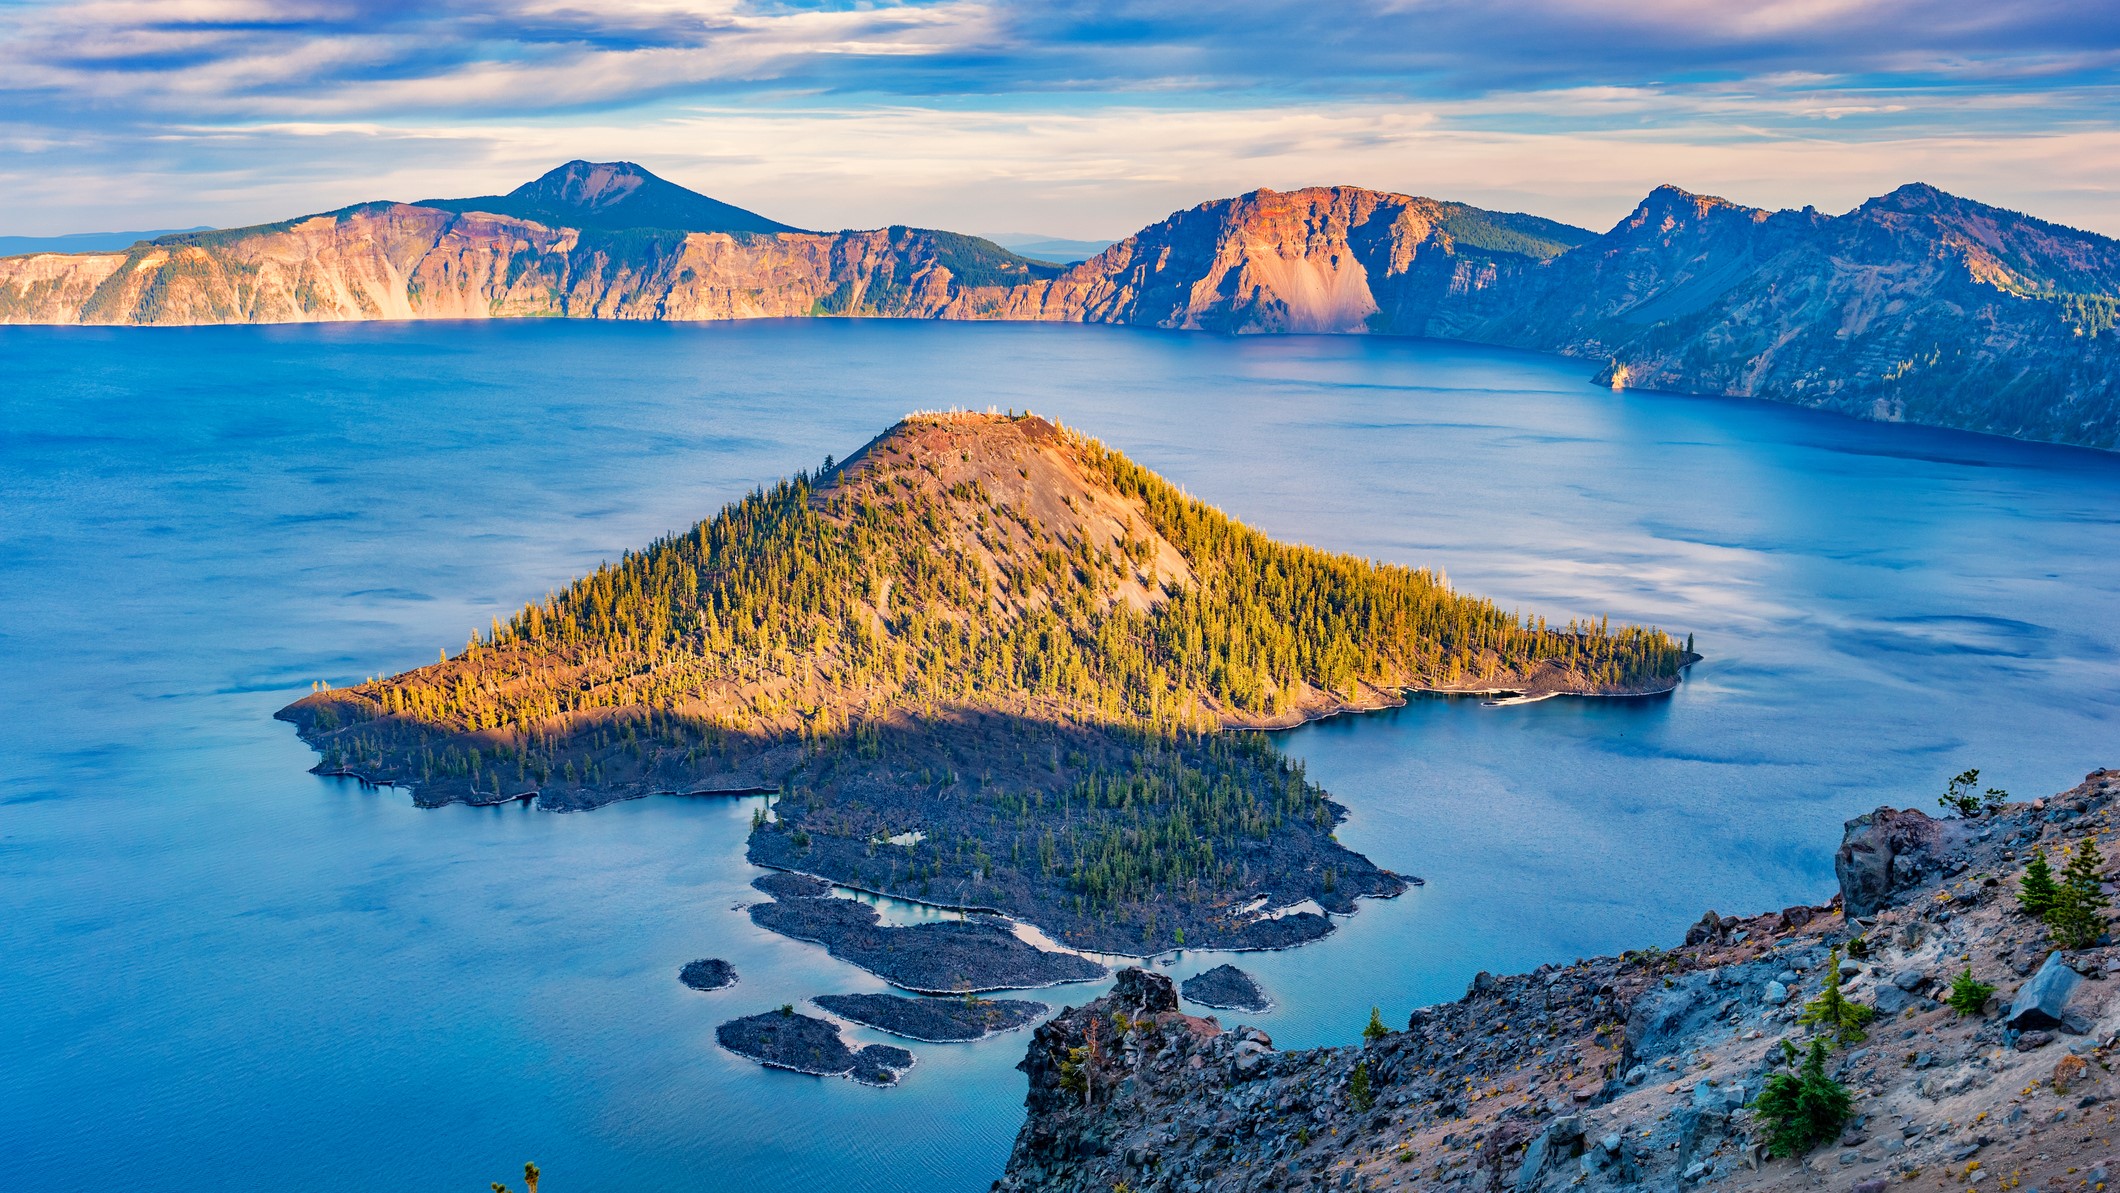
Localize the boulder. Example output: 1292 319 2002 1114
1109 966 1180 1016
1837 807 1958 917
2008 952 2083 1030
1761 981 1789 1006
1892 968 1928 991
1684 911 1729 947
1873 985 1933 1016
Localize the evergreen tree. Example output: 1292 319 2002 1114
1938 769 1986 817
2019 847 2060 917
2046 839 2111 950
1362 1006 1389 1045
1751 1041 1852 1157
1796 946 1874 1046
1347 1059 1376 1112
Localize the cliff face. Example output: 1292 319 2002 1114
1536 185 2120 449
5 162 2117 449
0 204 1042 326
983 186 1584 336
998 769 2120 1193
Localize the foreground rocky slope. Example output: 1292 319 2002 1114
998 769 2120 1193
5 160 2113 448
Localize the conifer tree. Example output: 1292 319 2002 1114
1347 1059 1376 1112
1363 1006 1389 1045
2019 847 2060 917
1752 1041 1852 1157
1796 946 1874 1046
1938 769 1986 817
2046 839 2111 950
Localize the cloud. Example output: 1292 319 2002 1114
9 0 2118 117
0 0 2115 237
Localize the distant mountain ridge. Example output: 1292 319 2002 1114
1 162 2114 450
0 227 213 255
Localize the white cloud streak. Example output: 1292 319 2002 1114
0 0 2114 237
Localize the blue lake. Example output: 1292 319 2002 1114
3 319 2116 1193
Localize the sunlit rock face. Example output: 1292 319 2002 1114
3 166 2116 448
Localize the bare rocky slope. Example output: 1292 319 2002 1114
5 161 2113 449
995 769 2120 1193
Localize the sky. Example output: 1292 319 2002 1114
3 0 2118 239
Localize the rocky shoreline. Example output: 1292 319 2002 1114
715 1009 915 1087
744 874 1106 994
812 993 1049 1043
997 768 2120 1193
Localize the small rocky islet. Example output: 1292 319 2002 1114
715 1009 915 1087
1178 963 1270 1013
813 992 1050 1043
678 958 737 991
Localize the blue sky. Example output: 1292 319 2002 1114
3 0 2117 237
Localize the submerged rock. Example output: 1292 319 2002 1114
1179 964 1272 1013
813 993 1049 1042
679 958 737 991
715 1009 916 1086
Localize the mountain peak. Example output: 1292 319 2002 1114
421 160 805 236
1858 181 1970 217
509 160 656 212
1616 184 1765 235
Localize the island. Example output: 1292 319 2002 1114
812 993 1049 1042
678 958 737 991
277 412 1695 973
1178 963 1271 1013
715 1009 915 1087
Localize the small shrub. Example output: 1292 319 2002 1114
1751 1040 1853 1157
1945 968 1995 1017
1938 768 2009 817
778 1003 794 1017
1058 1045 1088 1097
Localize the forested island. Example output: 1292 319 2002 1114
278 412 1694 958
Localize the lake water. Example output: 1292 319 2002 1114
3 319 2116 1193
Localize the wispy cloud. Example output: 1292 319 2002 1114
1 0 2115 236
